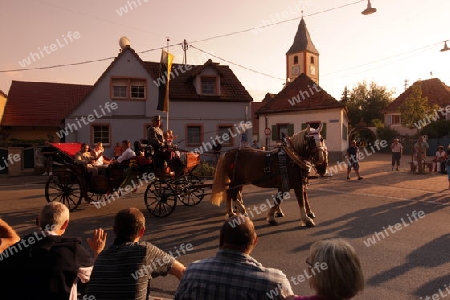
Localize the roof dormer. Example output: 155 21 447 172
191 59 223 96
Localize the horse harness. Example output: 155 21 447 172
228 144 312 192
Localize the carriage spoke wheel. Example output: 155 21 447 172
175 175 205 206
144 180 177 217
45 171 82 212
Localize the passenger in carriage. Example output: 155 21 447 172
111 140 136 164
134 140 145 156
147 115 184 175
92 142 110 175
75 143 99 176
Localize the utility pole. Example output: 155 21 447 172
404 79 409 91
182 39 189 65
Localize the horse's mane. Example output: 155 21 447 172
289 128 309 153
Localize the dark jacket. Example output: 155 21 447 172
0 233 93 300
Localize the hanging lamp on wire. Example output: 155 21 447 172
361 0 377 15
440 40 450 52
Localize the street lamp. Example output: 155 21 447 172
441 40 450 52
361 0 377 15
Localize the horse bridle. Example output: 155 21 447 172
304 131 326 163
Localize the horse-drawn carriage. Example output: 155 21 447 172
45 143 205 217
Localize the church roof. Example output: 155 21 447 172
255 73 343 115
286 18 319 55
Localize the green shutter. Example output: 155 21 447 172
271 125 277 141
321 123 327 139
287 124 294 136
301 123 307 130
342 124 348 141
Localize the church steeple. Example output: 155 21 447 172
286 18 319 85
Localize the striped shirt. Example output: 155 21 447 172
86 241 174 300
174 249 293 300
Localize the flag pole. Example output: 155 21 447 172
166 37 170 132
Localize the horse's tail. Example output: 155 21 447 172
211 152 230 206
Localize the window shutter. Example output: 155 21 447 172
301 123 307 130
287 124 294 136
321 123 327 139
342 124 348 141
271 125 277 141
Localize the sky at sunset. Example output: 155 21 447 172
1 0 449 102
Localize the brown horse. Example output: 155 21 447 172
211 124 328 227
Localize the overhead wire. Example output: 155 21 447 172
1 0 448 84
0 0 366 73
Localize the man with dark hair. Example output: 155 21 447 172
346 140 363 180
75 143 99 176
174 215 293 299
86 207 185 300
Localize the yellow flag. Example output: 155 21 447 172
157 49 174 112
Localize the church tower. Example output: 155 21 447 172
286 18 319 85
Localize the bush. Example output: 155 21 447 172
192 161 215 177
420 120 450 139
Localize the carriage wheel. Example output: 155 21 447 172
144 180 177 217
175 175 205 206
45 171 82 212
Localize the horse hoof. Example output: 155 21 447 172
268 219 279 226
307 212 316 219
306 220 316 227
275 212 285 218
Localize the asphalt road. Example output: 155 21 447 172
1 153 450 299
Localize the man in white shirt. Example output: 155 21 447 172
114 140 136 163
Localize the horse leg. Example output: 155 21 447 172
234 187 247 215
225 189 236 219
275 204 285 218
295 185 315 227
267 190 283 226
304 188 315 219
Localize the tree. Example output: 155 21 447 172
398 82 437 137
344 81 394 127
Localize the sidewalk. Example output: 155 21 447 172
0 174 48 186
311 152 450 205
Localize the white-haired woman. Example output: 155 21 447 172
288 239 364 300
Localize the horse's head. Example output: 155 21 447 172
290 124 328 176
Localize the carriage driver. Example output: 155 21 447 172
147 115 184 175
75 143 99 176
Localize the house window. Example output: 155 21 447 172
391 115 401 125
112 78 128 98
217 126 233 146
310 56 315 64
187 125 202 146
201 77 216 95
131 79 145 99
92 125 110 146
293 56 298 64
111 78 146 100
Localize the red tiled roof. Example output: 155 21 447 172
1 81 92 127
385 78 450 113
255 73 344 115
143 58 253 102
